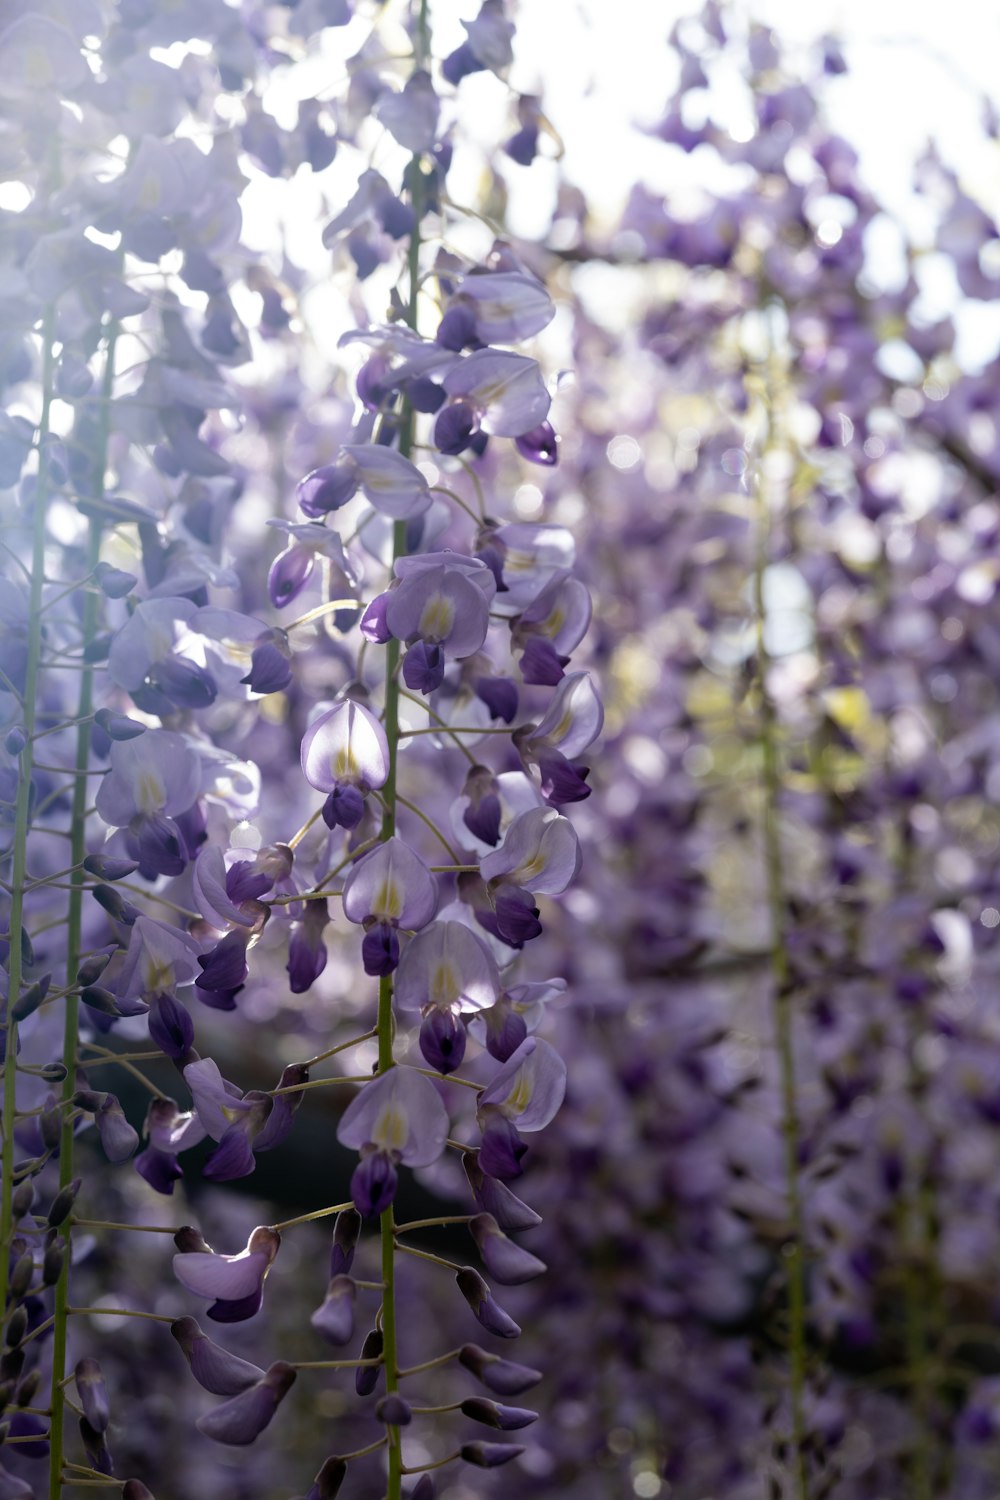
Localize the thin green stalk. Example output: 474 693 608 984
49 317 118 1500
1 309 57 1320
377 24 429 1489
753 349 808 1500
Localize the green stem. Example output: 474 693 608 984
49 316 118 1500
1 308 57 1320
753 344 808 1500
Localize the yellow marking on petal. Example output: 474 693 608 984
334 745 359 778
373 1102 409 1154
373 876 403 922
429 961 459 1007
515 853 546 885
541 606 565 638
418 593 455 642
503 1073 533 1117
136 771 165 814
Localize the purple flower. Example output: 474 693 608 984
195 1362 297 1446
394 920 500 1015
378 69 440 153
455 1267 521 1338
338 1067 449 1215
458 1343 542 1395
310 1275 356 1345
115 916 202 1005
439 272 554 346
300 699 390 795
342 838 438 975
171 1316 264 1395
442 350 550 437
477 1036 567 1133
173 1224 281 1322
469 1214 546 1283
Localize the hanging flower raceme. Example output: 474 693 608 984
336 1066 449 1215
341 836 438 975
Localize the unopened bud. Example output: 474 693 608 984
46 1178 81 1227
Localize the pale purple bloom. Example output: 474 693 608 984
95 730 201 829
310 1274 356 1346
298 446 430 522
384 560 493 688
469 1213 546 1284
524 670 604 759
342 838 437 975
266 519 360 610
192 846 256 929
478 1037 567 1132
512 574 593 683
455 1267 521 1338
442 272 554 346
486 522 576 615
443 350 550 437
458 1343 542 1396
480 808 582 895
115 916 202 1003
337 1066 449 1167
378 69 440 153
394 921 500 1014
300 700 390 795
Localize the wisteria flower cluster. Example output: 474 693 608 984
0 1 598 1496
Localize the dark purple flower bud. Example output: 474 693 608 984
94 561 137 598
5 1308 27 1347
11 1182 34 1220
203 1113 265 1183
474 675 518 723
460 1397 537 1430
347 227 382 279
405 376 445 413
329 1209 362 1278
7 1411 48 1458
434 400 480 456
74 1359 110 1433
11 974 51 1022
461 765 503 847
297 463 358 518
197 929 251 996
47 1178 81 1228
9 1252 32 1300
481 1001 528 1063
489 886 542 947
322 784 365 831
361 921 401 978
241 635 293 695
207 1287 264 1325
150 655 217 710
402 640 446 694
478 1109 527 1180
457 1344 541 1397
409 1479 435 1500
80 1416 113 1474
83 853 139 881
196 1361 296 1446
437 303 479 352
463 1153 541 1232
505 124 539 165
455 1268 521 1339
536 749 591 807
148 993 195 1062
42 1242 65 1286
419 1009 467 1075
351 1148 397 1217
519 637 567 686
469 1214 545 1284
374 193 415 241
135 1147 183 1195
375 1394 412 1426
91 884 140 925
460 1441 525 1468
355 1328 384 1396
4 726 25 755
307 1457 347 1499
310 1276 356 1346
136 811 187 878
170 1318 264 1395
94 708 146 741
288 901 329 994
442 41 486 85
514 421 558 466
123 1483 156 1500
